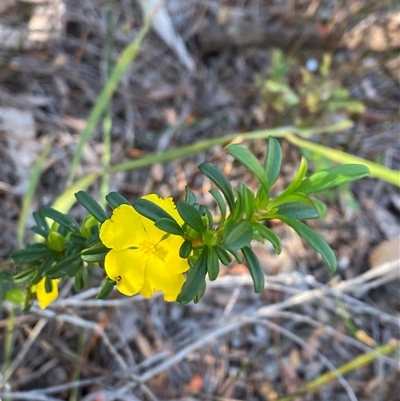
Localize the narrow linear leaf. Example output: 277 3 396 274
40 207 80 232
70 232 87 245
106 192 130 208
207 246 220 281
49 259 83 279
253 223 282 254
242 246 265 293
276 202 320 219
209 189 227 224
264 136 282 187
46 253 82 275
227 144 270 193
193 278 207 304
179 239 192 259
223 220 253 252
38 253 58 276
33 211 50 231
75 191 108 223
243 185 255 219
155 218 184 236
279 156 308 197
81 245 109 256
85 232 101 248
10 247 54 264
229 249 244 264
311 198 327 218
31 226 48 238
297 164 370 194
277 215 337 273
177 249 208 305
199 163 235 211
185 186 197 204
177 201 204 233
133 198 176 223
96 277 116 299
215 245 232 265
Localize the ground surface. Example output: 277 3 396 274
0 1 399 400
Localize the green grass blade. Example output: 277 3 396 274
66 19 151 186
276 342 399 401
286 133 400 186
17 141 52 248
52 121 360 215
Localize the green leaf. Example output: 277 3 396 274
209 189 227 224
177 201 204 233
38 253 58 276
215 245 232 266
53 259 83 279
10 245 54 264
242 246 265 293
243 185 255 219
296 164 370 194
133 198 176 223
311 198 327 218
179 239 192 259
253 223 282 254
198 163 235 211
155 218 184 236
193 277 207 304
13 268 35 284
264 137 282 187
223 220 253 252
276 202 319 219
74 266 88 291
177 249 208 305
33 211 49 231
231 186 246 222
229 249 244 264
277 215 337 273
185 186 197 204
75 191 108 223
31 226 48 238
279 156 308 197
227 144 270 194
105 192 130 208
46 253 82 276
81 246 109 262
70 232 87 245
40 207 80 232
44 276 53 293
85 232 100 248
96 277 116 299
207 246 220 281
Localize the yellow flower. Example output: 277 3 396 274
34 278 60 309
99 194 190 301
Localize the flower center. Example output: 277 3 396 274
139 239 157 255
139 239 168 261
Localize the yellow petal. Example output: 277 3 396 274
145 254 185 301
160 236 190 274
36 278 60 309
105 249 147 296
139 276 154 298
100 204 145 251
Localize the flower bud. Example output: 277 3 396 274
47 231 66 252
80 214 99 238
6 288 26 304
